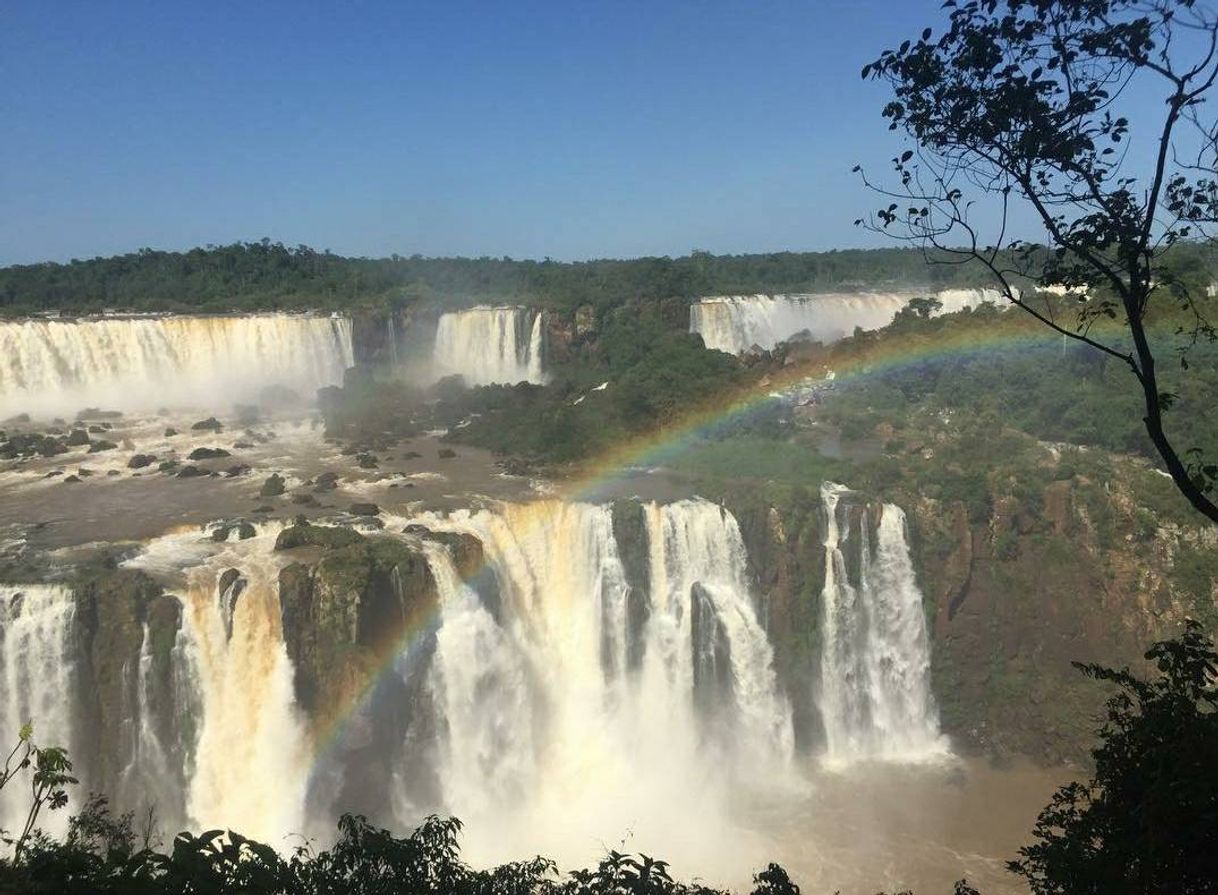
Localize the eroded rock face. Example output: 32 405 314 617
71 566 167 801
726 488 826 751
277 531 442 820
610 501 650 672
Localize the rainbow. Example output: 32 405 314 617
305 307 1156 775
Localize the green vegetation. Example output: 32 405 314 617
4 624 1214 893
1010 621 1218 894
0 241 1010 318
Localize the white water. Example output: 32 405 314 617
0 585 77 838
432 307 546 385
690 288 1004 354
124 527 310 843
818 484 947 764
407 498 792 874
0 314 354 418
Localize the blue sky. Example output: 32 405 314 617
0 0 1158 264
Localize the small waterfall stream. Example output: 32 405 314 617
818 483 947 764
0 585 78 837
432 307 546 385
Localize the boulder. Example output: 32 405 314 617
127 454 156 469
191 417 223 432
349 503 380 517
188 447 231 461
275 520 364 551
259 473 286 497
176 465 209 478
66 429 91 446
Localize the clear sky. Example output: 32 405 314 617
0 0 1151 265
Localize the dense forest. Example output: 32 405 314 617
0 241 1033 317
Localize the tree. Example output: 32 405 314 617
1008 620 1218 893
859 0 1218 525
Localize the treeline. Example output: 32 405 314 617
0 241 1012 318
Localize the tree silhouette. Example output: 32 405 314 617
860 0 1218 525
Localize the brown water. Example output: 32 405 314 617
0 409 1070 893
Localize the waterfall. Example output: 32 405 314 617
406 499 793 870
0 585 77 838
119 528 310 843
432 307 546 386
0 313 354 418
642 501 794 767
689 288 1004 354
817 483 947 764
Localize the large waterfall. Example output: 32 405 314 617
410 499 793 869
0 314 354 418
432 307 546 386
0 489 953 868
689 288 1003 354
817 484 947 764
0 586 78 838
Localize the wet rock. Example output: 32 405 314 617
291 492 321 507
217 569 247 640
356 452 378 469
212 521 257 542
349 503 380 517
64 475 81 484
164 427 179 437
498 457 531 476
77 468 94 477
158 460 180 473
66 429 91 446
188 447 231 461
176 465 209 478
70 566 163 789
88 425 107 434
127 454 156 469
402 451 422 460
191 417 223 432
252 504 274 513
259 473 286 497
0 433 70 459
233 441 256 450
274 520 364 551
313 471 340 492
224 464 251 478
437 448 456 459
106 470 120 477
88 439 118 453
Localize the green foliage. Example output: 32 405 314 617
1009 621 1218 894
0 242 1002 318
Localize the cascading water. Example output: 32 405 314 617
401 498 793 873
0 493 961 872
0 313 354 417
817 483 947 764
432 307 546 386
0 585 77 837
122 527 311 843
689 288 1004 354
